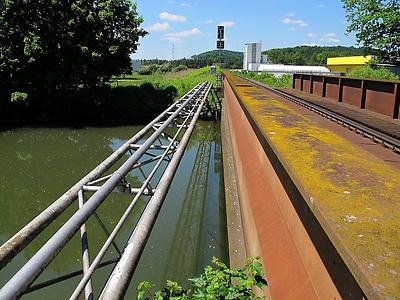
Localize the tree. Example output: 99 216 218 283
342 0 400 64
0 0 146 104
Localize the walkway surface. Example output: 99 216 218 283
226 73 400 300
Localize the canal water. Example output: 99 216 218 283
0 121 228 299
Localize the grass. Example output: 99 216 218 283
233 71 293 88
347 65 399 81
112 66 221 97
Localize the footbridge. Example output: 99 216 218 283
0 82 212 299
1 72 400 300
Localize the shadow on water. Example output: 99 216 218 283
0 83 177 128
0 121 227 298
127 121 228 295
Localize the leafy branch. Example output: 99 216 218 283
137 257 268 300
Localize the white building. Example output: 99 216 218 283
243 42 331 75
243 42 262 71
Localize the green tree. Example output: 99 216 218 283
342 0 400 64
0 0 146 104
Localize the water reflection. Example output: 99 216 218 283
0 122 227 298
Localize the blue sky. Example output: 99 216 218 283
132 0 358 60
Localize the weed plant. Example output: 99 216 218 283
137 257 267 300
234 71 293 88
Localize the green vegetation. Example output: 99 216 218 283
235 72 293 88
138 64 188 75
115 66 221 97
342 0 400 64
191 50 243 69
141 50 243 70
0 0 146 112
263 46 369 66
347 65 399 81
137 257 267 300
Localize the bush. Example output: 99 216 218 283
159 63 172 73
137 257 267 300
138 64 161 75
10 91 29 104
347 65 399 81
173 65 188 72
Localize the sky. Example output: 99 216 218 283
132 0 358 60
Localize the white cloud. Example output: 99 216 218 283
286 13 295 17
219 21 236 27
302 43 323 47
164 28 202 38
147 22 171 31
281 17 308 27
204 19 214 24
317 4 325 8
159 12 187 22
289 27 297 31
320 33 340 43
163 37 183 43
307 33 317 37
181 3 190 7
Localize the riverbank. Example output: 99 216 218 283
0 67 219 128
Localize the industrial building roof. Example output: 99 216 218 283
256 64 331 74
327 55 373 66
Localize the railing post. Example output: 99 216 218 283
292 75 295 89
322 76 326 98
310 75 314 94
360 80 366 109
338 77 343 102
394 82 400 119
300 74 304 91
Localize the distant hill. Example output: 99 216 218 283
263 46 370 66
139 46 371 70
191 50 243 68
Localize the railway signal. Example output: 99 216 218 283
217 25 224 40
217 40 225 49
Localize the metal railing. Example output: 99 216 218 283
0 82 212 299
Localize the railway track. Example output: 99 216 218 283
242 77 400 154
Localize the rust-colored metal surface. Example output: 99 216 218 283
365 81 397 117
221 101 247 269
342 78 362 107
280 88 400 137
325 76 341 100
312 76 324 97
227 72 400 300
294 77 302 90
223 77 341 300
293 74 400 118
303 74 311 93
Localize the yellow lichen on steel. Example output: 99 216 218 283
225 73 400 298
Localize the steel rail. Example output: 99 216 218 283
242 77 400 154
98 83 212 300
0 84 203 270
70 83 212 300
0 82 210 299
